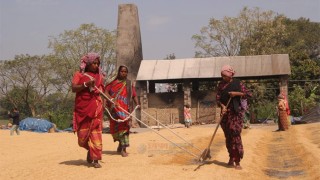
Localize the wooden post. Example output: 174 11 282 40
155 110 157 121
197 100 200 123
301 101 304 115
172 113 175 124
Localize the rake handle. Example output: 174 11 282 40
206 97 232 149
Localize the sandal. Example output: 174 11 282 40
87 151 93 163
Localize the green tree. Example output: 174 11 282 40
289 84 318 116
239 15 288 55
282 18 320 82
0 55 57 117
192 7 278 57
48 23 116 89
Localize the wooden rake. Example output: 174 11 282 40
199 97 232 162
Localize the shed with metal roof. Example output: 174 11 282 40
135 54 291 125
137 54 290 81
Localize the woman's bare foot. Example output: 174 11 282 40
227 158 234 167
235 163 242 170
93 160 102 168
121 147 128 157
121 151 128 157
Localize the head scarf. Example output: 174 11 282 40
221 64 235 77
80 52 100 73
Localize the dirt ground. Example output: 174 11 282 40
1 122 319 180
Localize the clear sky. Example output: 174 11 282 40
0 0 319 60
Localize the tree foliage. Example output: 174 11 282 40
192 7 279 57
0 55 57 117
0 24 116 128
282 18 320 82
239 15 288 55
288 84 318 116
48 23 116 88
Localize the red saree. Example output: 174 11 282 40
73 72 104 160
105 79 136 147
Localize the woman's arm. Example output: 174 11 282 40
104 85 118 107
72 79 95 93
228 91 245 97
132 85 140 107
229 81 251 98
71 71 95 93
72 83 86 93
133 96 140 107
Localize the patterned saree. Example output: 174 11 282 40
73 72 104 160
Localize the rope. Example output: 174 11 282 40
141 109 202 152
104 106 139 123
93 85 199 158
129 112 199 158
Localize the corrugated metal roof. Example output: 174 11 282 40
136 54 291 81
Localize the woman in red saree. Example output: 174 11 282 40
216 65 251 170
72 53 104 168
105 65 140 157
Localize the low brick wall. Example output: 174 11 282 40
140 91 219 125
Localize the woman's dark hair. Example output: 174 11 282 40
118 65 128 73
117 65 129 78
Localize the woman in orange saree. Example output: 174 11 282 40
277 94 289 131
72 53 104 168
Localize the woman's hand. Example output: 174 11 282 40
110 99 119 107
85 79 95 87
220 105 227 116
115 102 120 107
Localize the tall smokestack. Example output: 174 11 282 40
116 4 143 81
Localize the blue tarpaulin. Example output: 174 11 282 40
19 117 54 133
